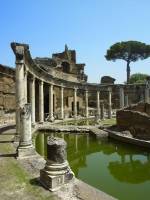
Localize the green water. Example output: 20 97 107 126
35 132 150 200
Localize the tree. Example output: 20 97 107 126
128 73 149 84
105 41 150 83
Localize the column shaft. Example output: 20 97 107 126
119 87 124 108
49 84 54 121
39 81 44 123
74 88 77 118
125 95 129 107
85 90 89 118
108 90 112 119
97 91 100 118
29 77 35 124
16 61 25 135
60 86 64 119
24 70 28 103
145 88 150 103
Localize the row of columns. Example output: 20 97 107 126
16 58 113 134
27 78 113 123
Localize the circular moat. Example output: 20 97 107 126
34 132 150 200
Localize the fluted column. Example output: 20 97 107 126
74 88 77 118
29 76 35 124
108 89 112 119
49 84 54 121
119 87 124 108
85 90 89 118
39 80 44 123
60 86 64 119
97 91 100 118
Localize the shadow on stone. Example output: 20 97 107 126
0 153 16 158
30 177 48 189
0 140 13 143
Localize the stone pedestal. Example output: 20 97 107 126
40 137 74 191
17 104 36 158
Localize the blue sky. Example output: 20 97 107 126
0 0 150 83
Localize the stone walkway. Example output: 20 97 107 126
0 124 116 200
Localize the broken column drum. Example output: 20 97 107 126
40 137 74 191
19 103 32 147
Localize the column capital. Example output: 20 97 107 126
39 80 44 86
29 75 35 82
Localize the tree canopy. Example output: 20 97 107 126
105 41 150 83
128 73 149 84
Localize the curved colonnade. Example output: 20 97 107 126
11 42 150 138
11 43 113 136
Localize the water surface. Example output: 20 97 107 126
35 132 150 200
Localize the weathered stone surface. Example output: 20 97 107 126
47 137 67 163
117 103 150 140
40 137 74 191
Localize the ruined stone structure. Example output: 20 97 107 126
0 64 15 112
40 137 74 191
117 102 150 140
10 42 150 138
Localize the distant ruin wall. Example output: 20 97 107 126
0 65 15 113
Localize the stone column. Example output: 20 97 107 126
24 69 28 103
11 44 26 140
108 89 112 119
49 84 54 121
15 56 25 138
85 90 89 118
40 137 74 191
119 87 124 108
100 102 104 120
19 104 32 147
39 80 44 123
125 95 129 107
60 86 64 119
96 91 100 118
17 104 35 158
73 88 77 118
29 76 35 124
145 87 150 103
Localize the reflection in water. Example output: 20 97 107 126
35 132 150 200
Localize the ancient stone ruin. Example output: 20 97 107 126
117 102 150 140
40 137 74 191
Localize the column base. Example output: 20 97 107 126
40 162 74 191
17 145 37 159
48 117 55 122
13 135 20 143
